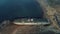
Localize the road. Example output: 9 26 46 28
0 24 41 34
0 24 58 34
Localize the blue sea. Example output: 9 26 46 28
0 0 44 23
